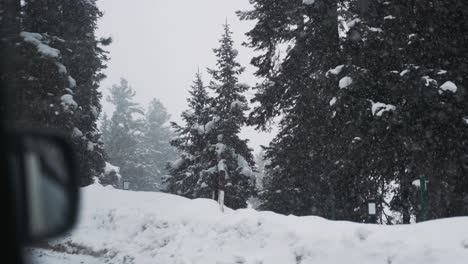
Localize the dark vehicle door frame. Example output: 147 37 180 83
1 0 26 263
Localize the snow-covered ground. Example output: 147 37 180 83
25 248 101 264
28 183 468 264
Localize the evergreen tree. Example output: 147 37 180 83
326 0 405 222
0 0 21 120
338 0 468 221
142 98 176 191
102 79 176 191
60 0 110 186
383 0 468 219
102 78 146 190
20 0 109 186
243 0 468 221
166 72 213 198
3 0 80 137
205 23 256 209
240 0 347 217
12 31 80 133
168 24 256 209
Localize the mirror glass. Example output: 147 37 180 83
17 134 77 241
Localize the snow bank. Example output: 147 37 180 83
30 184 468 264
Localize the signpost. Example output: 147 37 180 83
420 175 428 221
368 199 377 224
123 181 130 190
412 176 429 222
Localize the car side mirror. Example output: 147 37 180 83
8 130 79 244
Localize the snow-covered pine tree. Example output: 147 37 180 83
0 0 21 120
166 72 213 198
99 113 121 188
101 78 147 190
12 32 79 131
141 98 176 191
21 0 109 186
246 150 270 209
204 23 256 209
242 0 468 222
240 0 345 217
327 0 405 223
6 0 80 148
344 0 422 224
60 0 110 186
378 0 468 219
334 0 468 221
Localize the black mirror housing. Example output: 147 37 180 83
8 129 80 244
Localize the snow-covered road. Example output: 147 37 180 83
27 183 468 264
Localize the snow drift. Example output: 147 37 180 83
29 183 468 264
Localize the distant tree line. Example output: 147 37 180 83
101 78 176 191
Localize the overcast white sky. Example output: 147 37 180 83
96 0 275 153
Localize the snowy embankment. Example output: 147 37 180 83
28 183 468 264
